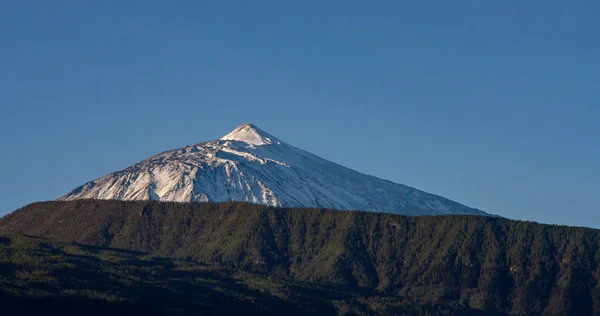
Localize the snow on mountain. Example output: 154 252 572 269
59 123 489 216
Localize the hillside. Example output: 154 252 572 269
1 200 599 315
0 234 469 315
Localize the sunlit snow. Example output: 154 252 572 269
59 123 488 216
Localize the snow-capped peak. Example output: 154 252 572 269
59 123 490 217
221 123 279 146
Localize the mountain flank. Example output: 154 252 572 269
0 233 482 315
59 123 489 216
1 200 599 315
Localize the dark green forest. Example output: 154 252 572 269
0 234 476 315
1 200 599 315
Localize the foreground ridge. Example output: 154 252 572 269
1 200 597 315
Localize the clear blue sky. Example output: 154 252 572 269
1 1 598 228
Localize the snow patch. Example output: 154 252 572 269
221 123 277 146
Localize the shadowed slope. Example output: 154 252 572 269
1 200 599 314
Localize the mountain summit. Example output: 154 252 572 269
60 123 488 216
220 123 278 146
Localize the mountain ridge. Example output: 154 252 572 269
59 123 489 216
1 200 598 315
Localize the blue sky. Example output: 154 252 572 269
1 1 598 228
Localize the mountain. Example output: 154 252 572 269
60 123 488 216
2 200 599 315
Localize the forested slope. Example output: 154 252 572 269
1 200 599 315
